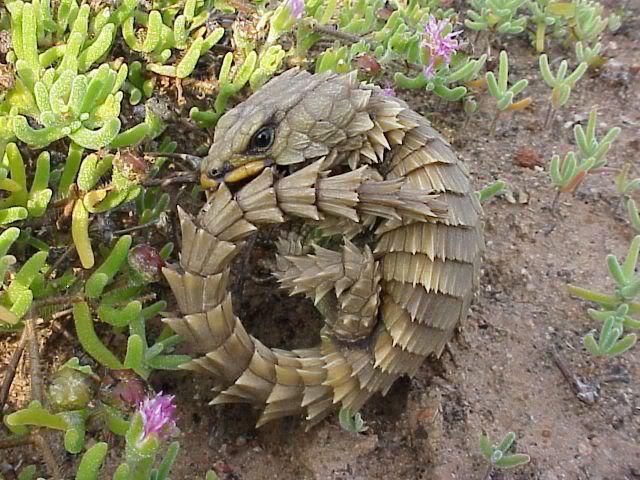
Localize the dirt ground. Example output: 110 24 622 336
2 1 640 479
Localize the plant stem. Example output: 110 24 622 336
544 103 555 130
306 20 364 44
113 219 160 235
25 317 44 404
32 432 63 479
143 152 201 170
551 189 561 212
0 329 28 424
0 434 34 449
226 0 256 14
483 463 493 480
33 294 84 311
489 110 501 136
463 113 471 130
472 30 482 54
142 173 197 187
44 246 76 279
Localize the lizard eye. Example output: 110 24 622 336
249 126 275 152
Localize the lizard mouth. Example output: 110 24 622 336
200 159 269 192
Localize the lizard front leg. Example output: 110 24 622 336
273 233 382 343
194 161 449 244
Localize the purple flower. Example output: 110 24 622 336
137 392 177 441
421 15 462 79
285 0 304 20
382 82 395 97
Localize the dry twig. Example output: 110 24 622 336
550 347 599 404
0 329 28 418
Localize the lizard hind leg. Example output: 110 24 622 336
274 233 383 343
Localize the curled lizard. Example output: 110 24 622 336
162 68 485 428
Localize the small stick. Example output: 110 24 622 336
113 219 160 235
226 0 256 14
45 309 76 347
33 294 84 311
50 308 73 321
24 317 44 405
144 152 202 170
176 77 185 105
550 347 598 404
599 371 630 384
306 20 364 44
472 30 482 54
483 464 493 480
32 432 62 479
142 173 198 188
0 435 34 449
489 110 501 136
543 103 555 130
550 189 562 214
44 246 75 280
0 434 62 478
0 329 28 417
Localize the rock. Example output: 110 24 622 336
514 147 543 169
577 441 592 456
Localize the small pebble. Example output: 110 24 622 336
577 442 592 456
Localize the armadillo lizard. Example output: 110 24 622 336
162 68 484 428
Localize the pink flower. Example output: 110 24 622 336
382 82 395 97
285 0 304 20
137 392 177 441
422 15 462 79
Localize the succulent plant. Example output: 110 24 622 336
583 304 637 357
479 431 531 477
539 53 587 120
569 236 640 357
465 0 527 35
338 408 368 433
485 50 530 132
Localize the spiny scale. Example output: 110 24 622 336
162 69 484 429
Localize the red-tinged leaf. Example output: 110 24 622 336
560 170 586 193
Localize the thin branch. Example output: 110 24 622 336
32 432 62 479
550 347 599 404
543 103 555 130
0 434 62 478
141 173 198 187
0 435 34 449
551 189 562 213
44 247 76 280
50 308 73 321
225 0 256 14
489 110 501 136
305 20 364 44
24 317 43 405
483 464 493 480
44 308 76 348
0 329 28 417
144 151 202 170
113 219 160 235
33 294 84 311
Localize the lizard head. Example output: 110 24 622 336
200 68 375 190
